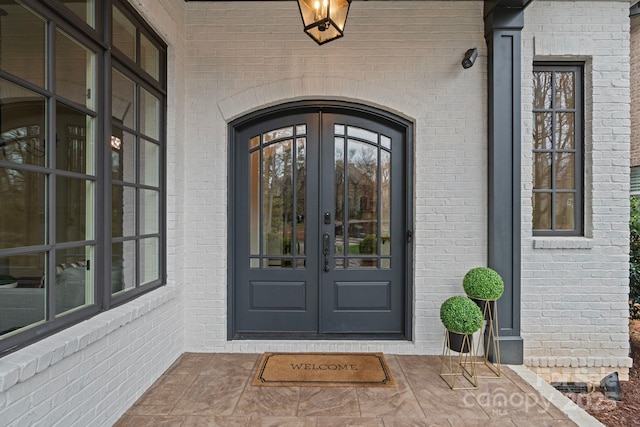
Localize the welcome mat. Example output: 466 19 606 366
252 352 396 387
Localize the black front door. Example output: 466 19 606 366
231 103 411 338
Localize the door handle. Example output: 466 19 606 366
323 232 330 272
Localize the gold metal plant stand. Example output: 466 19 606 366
439 331 478 389
475 298 501 378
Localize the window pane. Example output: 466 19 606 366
533 112 552 150
54 246 93 315
555 71 575 109
556 112 575 150
0 169 46 249
0 1 46 88
555 153 575 190
56 29 96 110
140 88 160 140
533 71 552 109
56 176 93 243
555 193 575 230
60 0 96 29
112 241 135 294
140 33 159 80
140 139 159 186
0 79 46 167
112 5 136 61
111 129 135 183
112 69 135 130
533 153 552 190
0 252 46 337
140 189 159 234
140 237 159 285
112 185 136 238
533 192 552 230
56 103 94 175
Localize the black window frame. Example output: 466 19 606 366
532 62 584 237
0 0 167 357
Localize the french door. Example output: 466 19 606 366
230 103 412 338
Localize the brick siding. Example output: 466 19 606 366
0 1 633 424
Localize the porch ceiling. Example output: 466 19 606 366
184 0 533 6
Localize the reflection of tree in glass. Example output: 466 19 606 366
347 141 377 239
263 140 293 255
532 70 576 231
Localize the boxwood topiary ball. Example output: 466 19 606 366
463 267 504 301
440 295 483 335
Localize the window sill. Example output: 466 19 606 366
532 237 593 249
0 285 176 393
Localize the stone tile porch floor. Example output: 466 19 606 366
114 353 599 427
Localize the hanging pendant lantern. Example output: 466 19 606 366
297 0 351 45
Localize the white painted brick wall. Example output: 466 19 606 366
183 1 489 356
521 1 632 373
1 1 634 424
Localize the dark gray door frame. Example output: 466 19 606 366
484 2 529 364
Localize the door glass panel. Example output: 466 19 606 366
348 126 377 144
0 79 46 167
381 150 391 256
295 138 306 256
263 139 293 267
347 139 378 263
249 150 260 256
56 29 96 110
381 135 391 149
264 127 293 143
334 137 345 255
